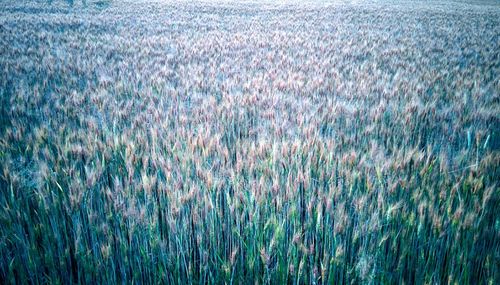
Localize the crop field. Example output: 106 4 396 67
0 0 499 284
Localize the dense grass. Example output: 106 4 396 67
1 0 499 284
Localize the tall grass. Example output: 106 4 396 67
0 0 499 284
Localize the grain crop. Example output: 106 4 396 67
0 0 499 284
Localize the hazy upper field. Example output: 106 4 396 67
1 0 499 284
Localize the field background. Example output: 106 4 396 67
1 0 499 284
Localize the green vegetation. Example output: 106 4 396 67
0 0 499 284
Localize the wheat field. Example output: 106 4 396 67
0 0 499 284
